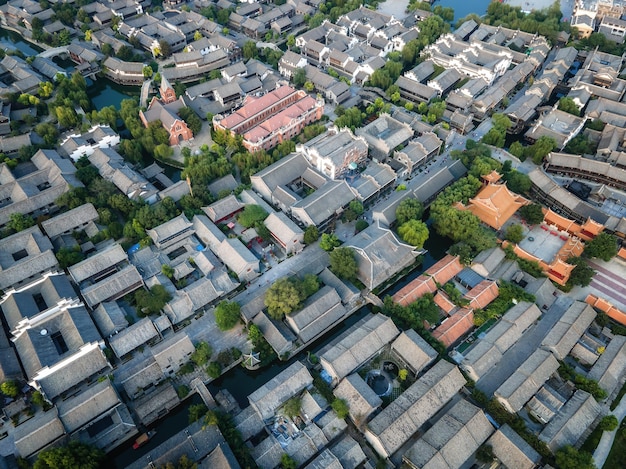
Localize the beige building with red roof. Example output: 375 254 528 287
213 85 324 153
433 308 474 347
392 255 463 307
433 291 456 315
587 294 626 326
464 280 499 310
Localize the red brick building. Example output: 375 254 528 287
139 77 193 146
212 85 324 153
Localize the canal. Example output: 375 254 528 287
0 27 42 56
111 230 454 467
434 0 492 21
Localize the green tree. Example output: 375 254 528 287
303 225 319 244
527 136 556 165
349 200 364 216
34 442 104 469
298 274 320 299
214 301 241 331
191 341 212 367
7 212 34 233
558 97 581 116
243 41 258 59
567 257 595 288
331 398 349 419
55 246 85 269
355 219 369 233
0 380 19 398
38 81 54 98
398 220 429 248
161 264 174 278
283 396 301 418
281 454 297 469
158 39 172 58
329 247 358 280
178 107 202 135
554 445 596 469
188 403 208 423
134 285 172 316
584 232 618 261
319 233 341 251
142 65 153 78
396 198 425 224
237 204 268 228
505 224 524 244
293 67 307 87
265 278 302 319
509 141 525 159
503 170 531 194
598 414 619 431
206 361 221 378
33 122 58 148
520 203 544 225
476 444 494 463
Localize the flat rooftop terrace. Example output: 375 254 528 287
518 225 568 263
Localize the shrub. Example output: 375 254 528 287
206 361 222 378
331 398 349 419
177 385 190 399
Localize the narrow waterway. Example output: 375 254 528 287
435 0 492 21
0 27 42 55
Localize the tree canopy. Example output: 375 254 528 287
303 225 319 245
567 257 595 288
237 204 268 228
34 442 104 469
319 233 341 251
396 198 425 224
398 220 429 248
329 247 358 280
264 275 320 319
554 445 596 469
584 232 618 261
214 301 241 331
519 203 545 225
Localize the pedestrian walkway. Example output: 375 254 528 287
593 397 626 468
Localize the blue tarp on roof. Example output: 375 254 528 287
456 268 485 289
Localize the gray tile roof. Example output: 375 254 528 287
539 390 602 451
41 203 99 238
128 419 223 469
347 223 417 290
37 345 110 400
80 265 143 308
333 373 382 422
403 399 494 469
57 380 120 433
366 360 466 457
133 382 180 426
68 244 128 284
541 301 596 360
319 313 399 382
248 361 313 420
494 349 559 413
0 273 77 332
91 301 129 338
13 304 102 380
109 317 159 358
391 329 437 375
13 407 65 458
487 424 541 469
286 286 346 343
